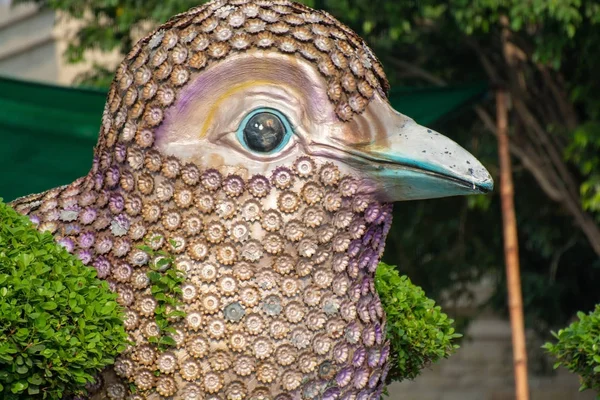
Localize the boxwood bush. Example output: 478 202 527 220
375 262 461 383
543 305 600 395
0 200 128 399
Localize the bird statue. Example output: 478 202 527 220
10 0 493 399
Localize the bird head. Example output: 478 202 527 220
99 0 492 204
153 51 492 202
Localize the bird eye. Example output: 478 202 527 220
237 108 293 154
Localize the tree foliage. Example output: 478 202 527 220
0 200 128 399
566 122 600 218
16 0 600 340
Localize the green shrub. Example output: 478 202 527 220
543 305 600 395
375 262 461 383
0 200 128 399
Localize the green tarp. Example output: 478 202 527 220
0 75 487 202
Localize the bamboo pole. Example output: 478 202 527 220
496 88 530 400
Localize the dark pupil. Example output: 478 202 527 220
243 112 285 153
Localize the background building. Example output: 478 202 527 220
0 0 119 84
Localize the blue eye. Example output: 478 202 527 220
237 108 293 154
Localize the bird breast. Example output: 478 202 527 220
122 158 391 399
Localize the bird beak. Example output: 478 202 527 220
330 98 494 202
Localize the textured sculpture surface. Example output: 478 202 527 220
10 0 492 399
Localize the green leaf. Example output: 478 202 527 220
40 302 57 311
27 374 43 385
16 253 35 268
158 336 176 347
27 385 40 395
11 381 28 393
16 365 29 374
100 301 117 314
